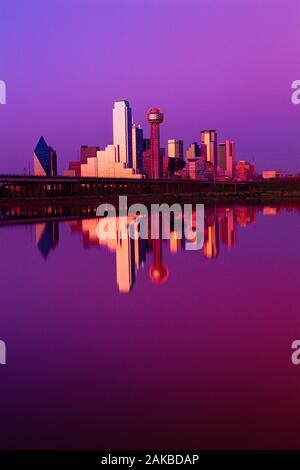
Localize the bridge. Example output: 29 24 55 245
0 174 299 201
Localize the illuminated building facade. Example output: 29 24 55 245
34 136 57 177
132 124 144 173
186 142 200 160
218 140 236 178
80 146 100 163
186 158 214 181
235 160 256 181
262 170 280 180
200 130 217 167
147 108 164 179
168 139 183 159
113 100 133 166
64 101 142 179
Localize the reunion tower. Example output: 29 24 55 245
147 108 164 179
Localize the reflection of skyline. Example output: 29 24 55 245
33 205 286 293
35 221 59 260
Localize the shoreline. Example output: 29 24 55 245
1 191 300 225
1 189 300 206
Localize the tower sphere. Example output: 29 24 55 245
147 108 164 124
149 264 169 284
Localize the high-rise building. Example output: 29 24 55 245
218 143 226 171
64 101 142 179
143 138 151 151
218 140 236 178
167 139 184 176
80 146 100 163
186 158 214 181
63 161 81 177
168 139 183 159
64 146 99 177
186 142 200 160
113 100 133 166
34 136 57 177
235 160 255 181
200 130 217 167
147 108 164 179
132 124 143 172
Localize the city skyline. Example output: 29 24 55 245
0 0 299 175
58 99 296 182
1 0 300 457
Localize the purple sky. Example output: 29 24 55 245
0 0 299 174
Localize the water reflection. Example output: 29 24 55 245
35 221 59 260
29 204 294 293
0 202 300 450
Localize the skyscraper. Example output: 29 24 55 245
34 136 57 177
218 140 236 177
132 124 143 172
80 145 100 163
235 160 255 181
143 138 151 151
168 139 184 159
218 143 226 171
200 130 217 167
113 100 133 167
64 100 142 179
147 108 164 179
186 142 200 160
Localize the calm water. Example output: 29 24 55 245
1 204 300 449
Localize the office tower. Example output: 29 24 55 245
66 100 142 179
186 142 200 160
34 136 57 177
200 130 217 167
80 146 100 163
147 108 164 179
113 100 133 166
186 158 214 181
168 139 184 159
218 140 236 177
132 124 143 172
235 160 255 181
143 138 151 151
64 145 99 177
63 162 81 177
218 143 226 171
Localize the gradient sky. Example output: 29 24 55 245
0 0 299 174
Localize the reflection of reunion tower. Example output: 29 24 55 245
149 212 169 284
147 108 164 179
